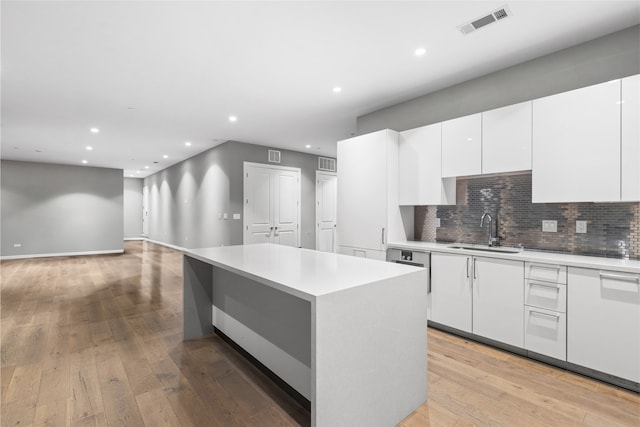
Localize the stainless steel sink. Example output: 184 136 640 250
447 244 522 254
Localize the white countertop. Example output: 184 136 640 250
184 243 424 301
388 241 640 273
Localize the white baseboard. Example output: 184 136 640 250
124 237 145 241
1 249 124 261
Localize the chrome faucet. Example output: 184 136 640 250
480 213 499 247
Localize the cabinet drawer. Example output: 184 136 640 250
524 306 566 361
525 262 567 284
524 280 566 312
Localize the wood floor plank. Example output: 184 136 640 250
135 388 182 427
3 241 638 427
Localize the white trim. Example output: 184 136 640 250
1 249 124 260
124 237 145 241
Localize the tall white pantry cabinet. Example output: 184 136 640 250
337 129 411 261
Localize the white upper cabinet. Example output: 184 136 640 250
482 101 532 174
532 80 621 203
398 123 455 205
441 113 482 178
622 74 640 201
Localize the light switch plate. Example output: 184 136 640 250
233 213 241 220
223 213 228 220
542 220 557 232
436 218 441 228
576 220 587 234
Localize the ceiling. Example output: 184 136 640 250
2 1 639 178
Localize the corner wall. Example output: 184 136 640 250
357 25 640 134
1 160 124 258
144 141 332 250
124 178 143 239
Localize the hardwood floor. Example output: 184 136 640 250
1 241 638 426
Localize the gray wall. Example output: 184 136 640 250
124 177 143 239
144 141 332 250
1 160 123 257
358 25 640 134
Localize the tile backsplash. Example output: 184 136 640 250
414 173 640 260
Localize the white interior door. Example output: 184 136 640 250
316 171 337 252
274 170 300 247
243 162 301 247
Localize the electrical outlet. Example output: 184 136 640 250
576 220 587 234
542 220 557 232
223 213 228 220
436 218 441 227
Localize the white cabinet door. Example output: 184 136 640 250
567 267 640 383
472 257 524 347
622 74 640 201
337 130 390 252
532 80 621 202
316 171 337 253
482 101 532 174
399 124 455 205
441 113 482 178
431 253 472 332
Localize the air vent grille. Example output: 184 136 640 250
268 150 281 163
318 157 336 172
458 5 512 35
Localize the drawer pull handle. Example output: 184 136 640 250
529 281 560 290
599 272 640 284
529 310 560 319
530 264 561 271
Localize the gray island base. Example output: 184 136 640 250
183 243 429 427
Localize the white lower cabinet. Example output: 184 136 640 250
431 253 524 346
567 267 640 383
431 253 472 333
472 257 524 347
524 305 567 361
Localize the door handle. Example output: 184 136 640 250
473 258 477 279
381 227 385 245
466 257 470 278
600 272 640 283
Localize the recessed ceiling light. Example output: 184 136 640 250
229 116 237 122
86 146 93 151
467 137 473 141
305 144 311 149
82 160 88 164
414 47 427 56
136 170 141 174
144 166 149 169
185 141 192 146
163 154 168 159
333 87 342 93
90 128 99 134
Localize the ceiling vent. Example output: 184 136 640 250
268 149 281 163
458 5 512 35
318 157 336 172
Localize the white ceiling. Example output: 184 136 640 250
2 1 639 178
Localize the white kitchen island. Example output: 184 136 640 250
183 243 428 427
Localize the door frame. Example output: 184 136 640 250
243 162 302 246
315 170 337 252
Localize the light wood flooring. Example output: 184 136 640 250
1 241 638 426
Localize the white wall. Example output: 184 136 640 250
1 160 123 257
